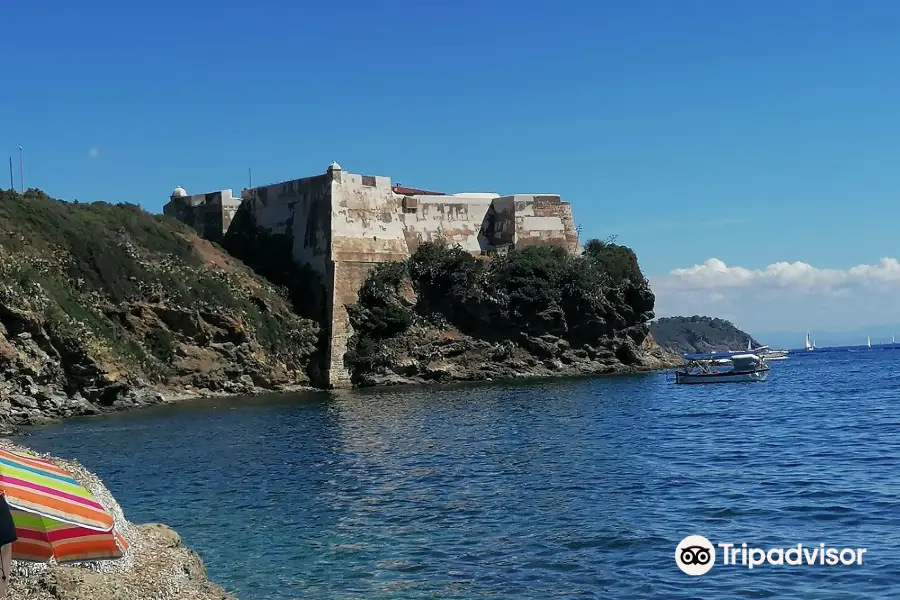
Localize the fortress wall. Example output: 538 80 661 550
162 197 195 227
165 167 582 388
555 200 580 254
242 174 332 277
163 191 241 238
488 196 518 247
512 194 580 253
401 195 494 255
330 173 409 261
219 190 242 234
327 171 411 387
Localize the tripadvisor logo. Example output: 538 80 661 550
675 536 867 575
676 535 715 575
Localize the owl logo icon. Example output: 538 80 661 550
675 535 716 575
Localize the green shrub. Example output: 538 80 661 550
347 262 413 340
582 238 644 282
345 236 657 376
145 328 176 361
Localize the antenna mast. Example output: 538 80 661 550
18 146 24 193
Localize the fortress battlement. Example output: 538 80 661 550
163 162 580 387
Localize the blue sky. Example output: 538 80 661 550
4 0 900 333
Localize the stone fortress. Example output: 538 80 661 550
163 162 580 388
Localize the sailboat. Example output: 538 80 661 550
867 336 872 349
805 331 814 351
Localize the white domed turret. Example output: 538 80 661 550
327 161 342 172
171 186 188 199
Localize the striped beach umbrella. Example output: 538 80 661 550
0 448 127 563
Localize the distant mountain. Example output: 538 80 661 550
650 316 759 355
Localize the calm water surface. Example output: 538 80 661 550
17 350 900 598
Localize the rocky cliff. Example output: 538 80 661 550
344 239 683 386
0 190 321 431
0 191 681 427
2 440 234 600
650 315 759 354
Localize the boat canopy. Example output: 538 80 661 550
682 351 736 360
731 354 762 371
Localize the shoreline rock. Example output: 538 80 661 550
0 381 315 435
0 440 236 600
354 328 685 388
1 349 685 432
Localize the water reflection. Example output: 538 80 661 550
15 355 900 599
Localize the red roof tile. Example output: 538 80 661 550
392 184 445 196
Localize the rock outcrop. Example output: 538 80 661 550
1 441 234 600
354 322 682 387
345 240 684 385
0 190 322 432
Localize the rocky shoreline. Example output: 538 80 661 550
0 381 313 435
352 323 685 387
0 335 684 434
0 440 235 600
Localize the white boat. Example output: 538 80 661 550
674 354 770 384
867 336 872 348
805 331 814 351
746 338 789 360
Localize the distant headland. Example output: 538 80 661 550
651 315 758 354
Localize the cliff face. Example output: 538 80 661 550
651 316 759 354
350 321 680 387
0 190 321 430
2 440 234 600
344 240 683 386
0 190 681 425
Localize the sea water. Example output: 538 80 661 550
17 350 900 598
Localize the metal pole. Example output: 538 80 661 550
18 146 23 193
248 167 252 189
8 157 12 191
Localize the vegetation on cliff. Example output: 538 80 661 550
345 238 675 384
0 189 319 424
650 315 759 354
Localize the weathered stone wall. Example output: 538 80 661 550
162 190 242 239
240 175 332 277
509 194 579 253
401 194 495 255
330 172 408 262
327 170 410 386
485 195 517 249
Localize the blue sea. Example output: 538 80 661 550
15 348 900 599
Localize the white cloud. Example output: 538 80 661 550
650 257 900 333
88 147 100 159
